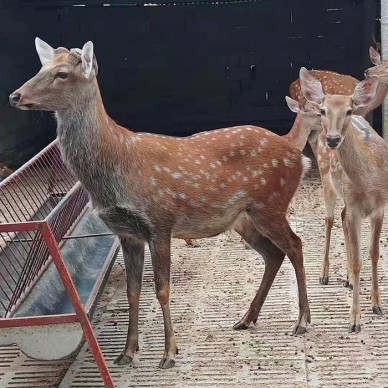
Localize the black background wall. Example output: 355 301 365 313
0 0 377 168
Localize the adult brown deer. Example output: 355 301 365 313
301 72 385 333
10 38 311 368
289 48 388 285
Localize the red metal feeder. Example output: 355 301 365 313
0 140 119 387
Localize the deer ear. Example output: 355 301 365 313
81 41 94 79
285 96 299 113
352 76 379 107
299 67 324 104
35 37 54 66
369 46 381 66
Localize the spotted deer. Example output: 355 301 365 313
301 73 386 332
240 95 321 250
10 38 311 368
289 48 388 285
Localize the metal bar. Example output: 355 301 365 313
45 182 83 222
0 222 40 233
0 140 58 188
41 222 115 388
6 233 114 243
0 313 78 328
382 0 388 140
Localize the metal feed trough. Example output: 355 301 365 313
0 140 119 387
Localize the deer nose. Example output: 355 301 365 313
364 69 369 77
9 92 21 107
326 135 341 149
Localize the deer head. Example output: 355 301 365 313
285 89 322 128
364 46 388 83
9 38 98 111
300 67 379 149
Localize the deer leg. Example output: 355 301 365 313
149 237 178 369
370 209 384 315
184 238 200 247
341 207 354 289
233 216 285 330
345 210 362 333
114 236 145 365
248 210 310 335
320 184 337 285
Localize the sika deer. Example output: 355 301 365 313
301 74 386 332
240 95 321 250
289 48 388 285
10 38 311 368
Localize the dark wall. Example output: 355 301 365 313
0 0 376 168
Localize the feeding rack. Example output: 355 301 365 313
0 139 119 387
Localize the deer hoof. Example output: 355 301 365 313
348 324 361 333
372 305 384 315
159 357 175 369
233 320 249 330
114 353 133 365
344 280 353 290
293 325 307 335
319 277 329 285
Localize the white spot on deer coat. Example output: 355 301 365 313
172 172 182 179
261 178 267 185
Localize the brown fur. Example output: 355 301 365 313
10 40 311 368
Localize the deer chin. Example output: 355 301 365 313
17 102 39 110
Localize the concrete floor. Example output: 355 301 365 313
2 172 388 387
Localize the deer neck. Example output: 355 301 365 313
56 81 134 206
284 113 312 151
336 122 373 187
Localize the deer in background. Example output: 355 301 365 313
289 47 388 285
0 163 13 182
10 38 311 369
239 94 322 250
301 73 386 333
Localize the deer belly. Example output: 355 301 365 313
172 211 241 239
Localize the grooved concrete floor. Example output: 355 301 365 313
2 173 388 387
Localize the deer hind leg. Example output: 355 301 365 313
320 182 337 285
248 209 310 335
370 208 384 315
233 215 285 330
114 236 145 365
345 209 362 333
149 236 178 369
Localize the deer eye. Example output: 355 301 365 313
346 109 353 116
56 72 68 79
319 109 326 116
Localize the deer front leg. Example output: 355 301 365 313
233 216 284 329
320 183 337 285
149 237 178 369
114 236 145 365
370 209 384 315
345 210 362 333
341 207 354 289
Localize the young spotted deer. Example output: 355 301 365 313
10 38 311 368
302 74 386 332
289 48 388 285
240 95 321 251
